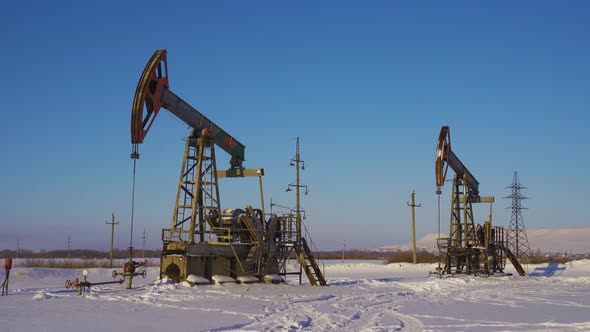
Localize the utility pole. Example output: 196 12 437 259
407 191 421 264
16 240 19 260
66 234 71 260
287 137 308 284
106 213 119 268
141 228 146 259
286 137 308 241
342 240 346 262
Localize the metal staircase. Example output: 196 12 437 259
272 213 327 286
502 245 527 276
296 237 327 286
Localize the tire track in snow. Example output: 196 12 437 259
396 275 590 331
224 282 425 331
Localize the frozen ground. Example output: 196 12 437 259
1 260 589 331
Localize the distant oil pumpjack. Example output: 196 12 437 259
435 126 525 276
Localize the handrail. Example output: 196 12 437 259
161 228 191 243
302 219 324 274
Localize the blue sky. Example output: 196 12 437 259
1 1 588 251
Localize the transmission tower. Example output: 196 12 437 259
505 171 532 260
141 228 146 259
66 234 71 260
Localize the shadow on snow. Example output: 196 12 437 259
528 263 566 277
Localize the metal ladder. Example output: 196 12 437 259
502 245 527 276
296 237 327 286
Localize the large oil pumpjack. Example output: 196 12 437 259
435 126 525 276
131 50 326 285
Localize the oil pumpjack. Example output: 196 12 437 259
435 126 525 276
131 50 326 285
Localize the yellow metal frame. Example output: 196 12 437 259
217 168 264 178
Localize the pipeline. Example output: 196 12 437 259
113 247 149 289
65 269 123 295
65 255 147 295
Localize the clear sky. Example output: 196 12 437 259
1 1 588 252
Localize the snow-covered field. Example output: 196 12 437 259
2 260 590 331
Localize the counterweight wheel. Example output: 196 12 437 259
435 126 451 187
131 50 169 144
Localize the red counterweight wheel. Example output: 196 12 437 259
131 50 169 144
435 126 451 187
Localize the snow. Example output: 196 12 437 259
186 274 213 286
237 275 260 284
212 275 237 285
154 276 175 285
263 274 286 284
2 260 590 331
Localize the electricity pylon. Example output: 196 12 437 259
505 171 532 261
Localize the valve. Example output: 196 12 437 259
112 248 148 289
65 277 84 295
66 269 124 295
65 278 80 290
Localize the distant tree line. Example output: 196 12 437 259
385 249 440 264
316 248 589 264
316 249 395 260
0 248 162 259
2 248 587 264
